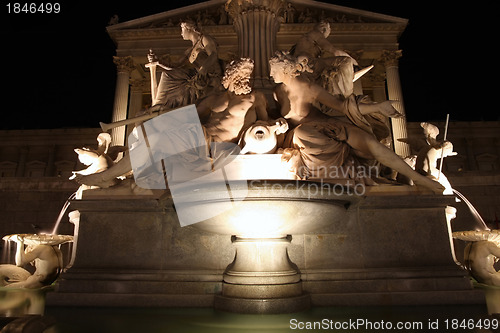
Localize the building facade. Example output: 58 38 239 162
0 0 499 250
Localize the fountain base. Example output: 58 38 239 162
215 236 308 313
214 294 310 314
46 182 485 312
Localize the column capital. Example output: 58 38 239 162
225 0 285 19
379 50 403 68
113 56 135 73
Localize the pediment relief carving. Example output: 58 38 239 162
108 0 406 37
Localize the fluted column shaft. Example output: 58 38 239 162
111 56 134 149
380 50 410 157
126 79 146 143
226 0 283 88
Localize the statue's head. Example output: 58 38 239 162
222 58 254 95
269 51 311 83
180 21 201 39
97 133 111 148
74 148 99 166
315 21 331 38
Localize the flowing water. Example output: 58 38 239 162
1 240 12 264
51 192 76 235
452 188 489 230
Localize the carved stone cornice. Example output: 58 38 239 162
379 50 402 68
348 49 364 63
113 56 135 73
129 78 147 92
367 72 386 86
109 25 237 42
109 22 405 42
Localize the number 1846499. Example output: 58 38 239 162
6 3 60 14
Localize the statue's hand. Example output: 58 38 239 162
10 234 24 244
198 65 208 76
380 101 403 118
275 118 289 134
333 50 358 66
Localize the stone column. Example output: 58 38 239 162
226 0 284 88
370 73 387 103
126 79 146 143
379 50 410 157
111 56 135 148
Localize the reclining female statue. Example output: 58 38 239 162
269 51 443 193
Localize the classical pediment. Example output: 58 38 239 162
107 0 407 85
107 0 407 40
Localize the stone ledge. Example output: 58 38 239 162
310 290 485 307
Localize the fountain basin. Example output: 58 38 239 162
174 179 357 238
0 286 53 317
170 180 359 313
52 178 483 312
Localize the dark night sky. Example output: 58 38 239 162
0 1 495 130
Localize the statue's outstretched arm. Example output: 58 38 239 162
253 91 269 121
198 36 219 75
14 238 37 266
487 242 500 258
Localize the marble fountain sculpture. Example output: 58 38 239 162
39 0 484 313
453 230 500 314
0 234 73 317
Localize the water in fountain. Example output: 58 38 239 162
1 239 11 263
452 188 489 230
51 192 77 235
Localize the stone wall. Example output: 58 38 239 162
1 122 499 264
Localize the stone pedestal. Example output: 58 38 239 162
46 182 484 311
215 236 309 313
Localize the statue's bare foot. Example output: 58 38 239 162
74 173 118 188
280 148 300 162
280 148 309 179
412 175 445 194
379 101 403 118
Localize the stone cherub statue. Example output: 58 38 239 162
453 230 500 286
1 234 72 288
413 122 457 195
415 140 457 195
69 148 113 182
70 133 127 197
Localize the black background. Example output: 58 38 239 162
0 1 494 129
